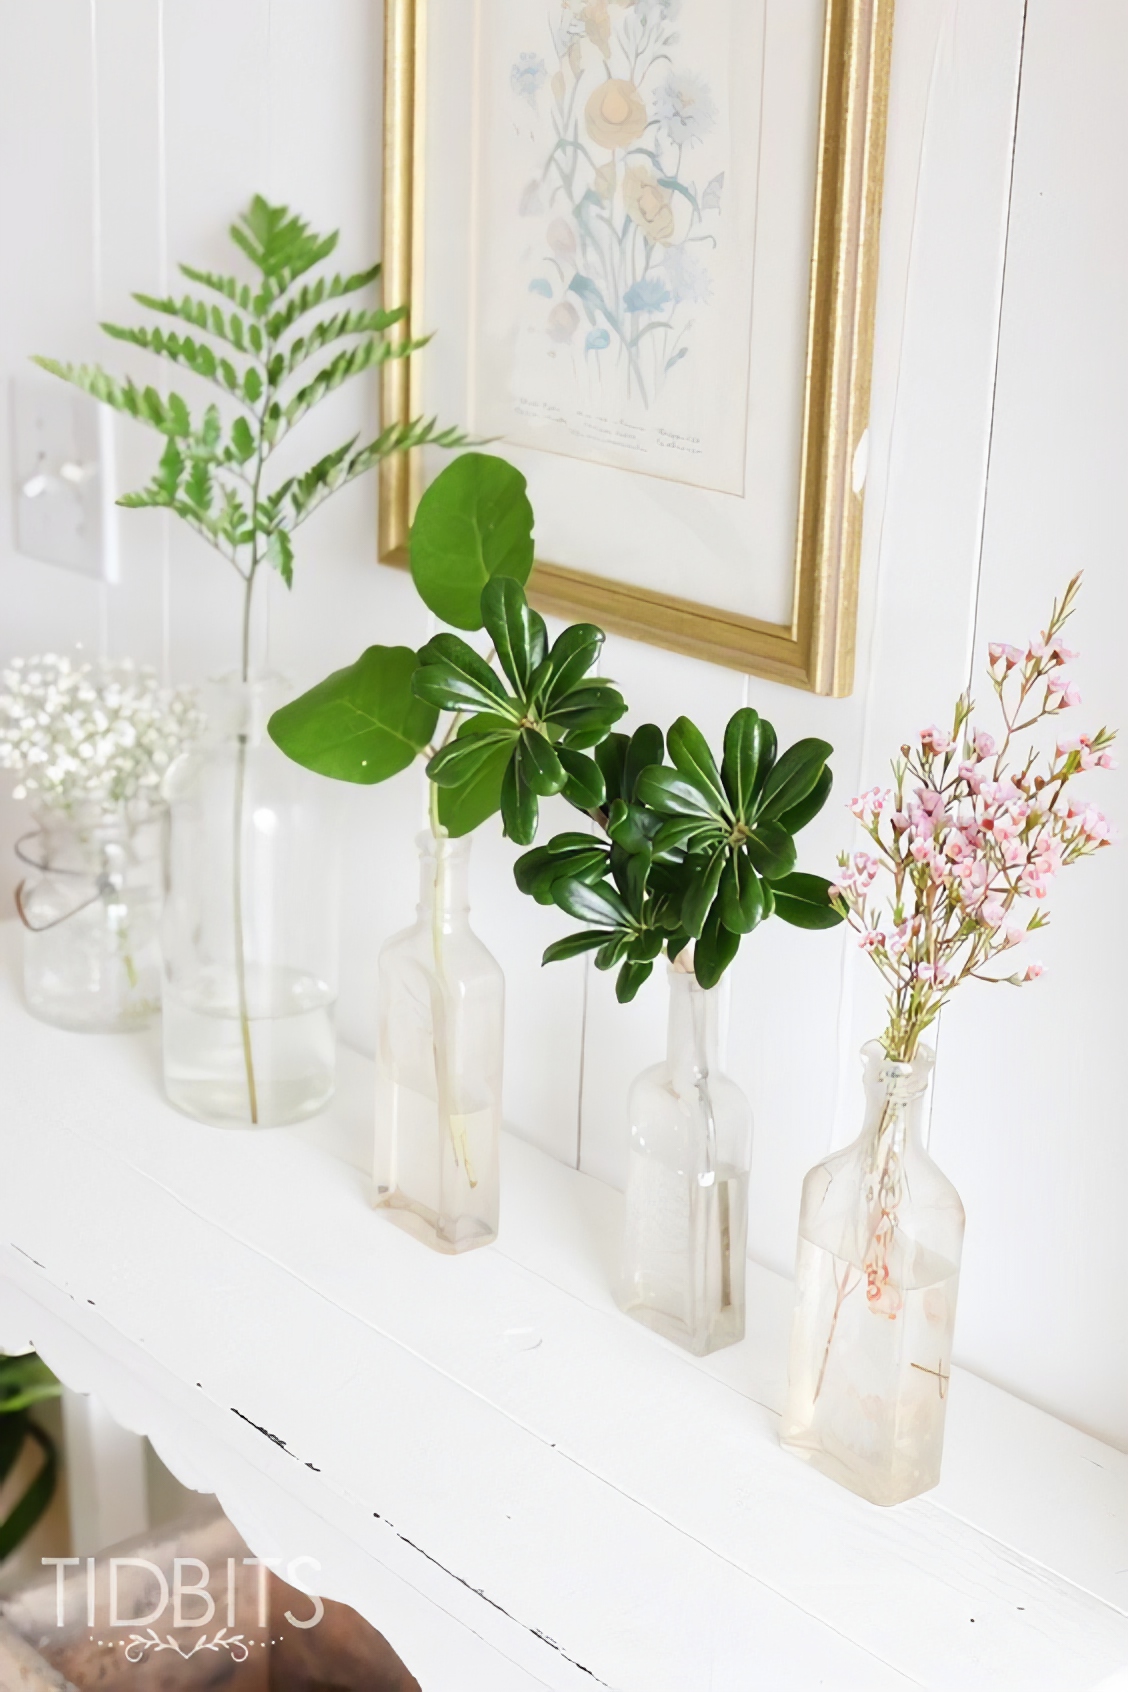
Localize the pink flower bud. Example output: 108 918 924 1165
973 730 996 758
1023 962 1045 982
980 898 1007 929
920 725 953 755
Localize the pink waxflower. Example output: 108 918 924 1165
1023 962 1045 982
988 642 1025 671
850 851 881 889
943 829 971 861
858 929 885 953
1048 638 1078 662
920 725 953 756
916 962 952 986
1075 805 1113 844
887 920 912 958
1004 923 1025 949
849 786 887 825
973 730 997 759
1046 674 1081 709
910 838 932 864
1002 838 1026 868
980 897 1007 929
928 853 949 886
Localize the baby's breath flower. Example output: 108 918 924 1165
0 653 202 814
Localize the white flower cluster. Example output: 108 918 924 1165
0 653 202 813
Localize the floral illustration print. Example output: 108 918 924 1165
511 0 724 413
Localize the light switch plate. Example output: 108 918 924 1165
11 375 117 580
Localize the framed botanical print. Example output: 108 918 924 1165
380 0 894 694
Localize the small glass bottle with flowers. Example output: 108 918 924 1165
780 576 1115 1504
0 654 200 1031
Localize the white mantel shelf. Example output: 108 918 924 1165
0 928 1125 1692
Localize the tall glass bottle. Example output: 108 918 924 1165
161 677 340 1128
374 831 504 1254
619 963 753 1356
781 1041 965 1505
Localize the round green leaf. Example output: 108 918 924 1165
268 645 437 783
410 453 534 630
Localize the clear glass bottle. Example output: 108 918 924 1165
374 831 504 1254
160 677 340 1129
781 1041 965 1505
619 963 753 1355
16 801 163 1032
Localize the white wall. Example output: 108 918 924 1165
0 0 1123 1450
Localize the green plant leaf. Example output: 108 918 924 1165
425 730 513 788
542 623 606 704
769 872 844 930
775 765 834 836
680 844 728 938
758 738 833 820
520 728 567 797
410 454 535 630
501 748 539 845
552 875 633 928
481 576 547 694
595 733 629 806
615 959 654 1003
721 708 770 818
719 852 765 935
635 765 723 821
694 901 741 989
543 930 616 965
412 633 512 714
266 528 294 587
666 717 729 815
558 747 605 810
622 723 664 802
744 819 798 882
268 645 436 783
435 739 513 836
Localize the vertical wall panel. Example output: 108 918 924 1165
933 0 1128 1444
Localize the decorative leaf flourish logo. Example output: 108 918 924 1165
124 1627 249 1664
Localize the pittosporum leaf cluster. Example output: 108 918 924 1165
514 711 842 1000
268 449 842 996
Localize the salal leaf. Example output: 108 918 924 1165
410 453 535 631
481 576 547 694
775 765 834 836
757 738 833 820
744 820 797 882
721 708 769 819
635 765 724 821
436 740 512 837
267 645 436 783
694 902 741 990
666 717 729 815
769 872 844 930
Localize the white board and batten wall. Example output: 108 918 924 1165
0 1 1123 1452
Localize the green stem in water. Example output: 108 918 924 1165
427 783 476 1189
233 567 259 1125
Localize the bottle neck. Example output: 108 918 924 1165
417 831 472 932
666 967 721 1090
859 1041 933 1163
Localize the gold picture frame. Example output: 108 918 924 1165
379 0 894 696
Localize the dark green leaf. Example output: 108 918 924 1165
412 633 512 714
552 875 634 928
266 528 294 587
666 717 729 814
615 959 654 1003
481 576 547 694
758 738 833 820
721 708 770 818
595 932 632 971
501 749 538 844
680 844 728 938
769 872 845 930
0 1421 57 1561
595 733 628 805
410 453 535 630
744 819 797 881
558 746 605 809
775 765 834 836
719 852 765 935
665 929 692 967
635 765 723 821
520 728 567 797
694 902 741 990
543 623 605 703
436 739 513 837
268 645 436 783
622 723 664 802
543 930 618 965
425 731 512 788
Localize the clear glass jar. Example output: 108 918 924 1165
161 677 340 1129
16 801 162 1032
618 963 753 1356
780 1041 965 1505
374 831 504 1254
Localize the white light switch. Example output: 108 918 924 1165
11 374 117 580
